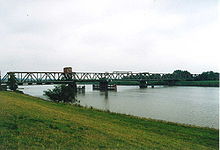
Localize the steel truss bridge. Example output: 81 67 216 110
1 71 198 85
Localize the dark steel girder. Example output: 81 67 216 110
1 71 198 85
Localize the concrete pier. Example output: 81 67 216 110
93 81 117 91
77 85 85 93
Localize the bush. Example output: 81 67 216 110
44 84 77 103
194 71 219 81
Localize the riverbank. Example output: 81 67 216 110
110 80 219 87
174 80 219 87
0 92 219 149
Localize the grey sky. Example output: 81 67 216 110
0 0 219 75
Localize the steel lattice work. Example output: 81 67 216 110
1 71 199 85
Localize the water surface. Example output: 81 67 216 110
19 85 219 129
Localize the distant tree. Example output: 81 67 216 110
44 84 77 103
172 70 192 80
8 74 18 91
194 71 219 81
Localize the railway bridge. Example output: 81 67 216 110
0 67 197 91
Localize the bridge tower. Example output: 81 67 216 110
63 67 77 92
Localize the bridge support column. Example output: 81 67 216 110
99 80 108 91
139 80 147 88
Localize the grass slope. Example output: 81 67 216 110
0 92 219 149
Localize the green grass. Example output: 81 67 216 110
0 92 219 149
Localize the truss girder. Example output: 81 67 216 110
1 72 198 84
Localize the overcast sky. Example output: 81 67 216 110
0 0 219 75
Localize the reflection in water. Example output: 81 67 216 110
99 91 108 100
100 91 109 111
20 85 219 129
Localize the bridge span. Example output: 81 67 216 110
0 67 198 91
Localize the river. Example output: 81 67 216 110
19 85 219 129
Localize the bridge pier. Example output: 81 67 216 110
93 84 117 91
99 80 109 91
139 80 148 88
93 80 117 91
77 85 85 93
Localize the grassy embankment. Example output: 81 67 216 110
0 91 219 149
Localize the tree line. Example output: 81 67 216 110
167 70 219 81
123 70 219 81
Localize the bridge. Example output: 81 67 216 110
0 67 198 91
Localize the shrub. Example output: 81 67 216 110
44 84 77 103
